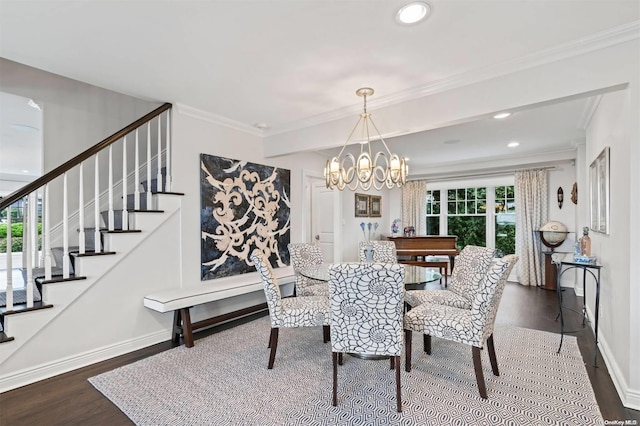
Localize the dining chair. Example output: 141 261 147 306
328 263 405 412
403 254 518 399
404 245 496 310
358 241 398 263
251 251 331 369
287 243 329 296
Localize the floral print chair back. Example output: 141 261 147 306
251 251 331 369
405 245 495 310
357 241 398 263
403 254 518 399
328 263 405 412
287 243 328 296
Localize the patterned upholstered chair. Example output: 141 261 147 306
404 245 495 310
251 251 331 369
403 254 518 399
358 241 398 263
328 263 405 412
288 243 329 297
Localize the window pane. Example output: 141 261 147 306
426 217 440 235
448 201 456 214
457 201 466 214
448 216 486 250
466 201 475 213
507 186 514 198
433 203 440 215
496 214 516 255
456 188 465 199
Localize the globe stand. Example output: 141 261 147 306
538 231 568 291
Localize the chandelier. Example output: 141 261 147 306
324 88 408 191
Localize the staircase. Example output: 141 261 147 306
0 103 181 360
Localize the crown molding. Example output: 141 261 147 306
576 95 604 130
265 20 640 137
175 103 263 137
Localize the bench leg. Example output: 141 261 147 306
172 307 194 348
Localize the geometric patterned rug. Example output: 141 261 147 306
89 316 603 425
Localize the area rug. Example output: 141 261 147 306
89 316 603 425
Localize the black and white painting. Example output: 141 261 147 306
200 154 291 280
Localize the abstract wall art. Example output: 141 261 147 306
200 154 291 280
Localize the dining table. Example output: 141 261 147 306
298 262 442 290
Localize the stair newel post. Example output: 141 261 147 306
94 154 101 254
5 204 13 311
63 172 71 278
122 135 129 230
44 183 53 281
134 129 140 210
165 110 172 192
157 115 163 193
146 121 152 208
29 190 39 269
25 194 34 307
108 145 114 231
78 163 86 255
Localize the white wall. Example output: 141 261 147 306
586 88 638 408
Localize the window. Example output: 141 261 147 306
426 190 440 235
447 187 487 250
495 185 515 256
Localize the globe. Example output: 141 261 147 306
539 221 568 249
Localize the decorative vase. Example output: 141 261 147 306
364 244 374 263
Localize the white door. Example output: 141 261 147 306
310 180 335 262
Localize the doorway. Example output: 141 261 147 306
303 171 341 263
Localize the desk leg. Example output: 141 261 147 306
594 269 601 368
556 264 565 354
582 268 587 325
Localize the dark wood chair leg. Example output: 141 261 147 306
268 328 279 369
472 346 488 399
423 334 431 354
332 352 338 406
390 357 394 370
180 308 194 348
405 330 412 372
338 352 343 365
323 325 330 343
395 355 402 412
487 334 500 376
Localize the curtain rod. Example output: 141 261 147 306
409 166 557 183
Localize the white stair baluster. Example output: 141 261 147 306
165 110 172 192
44 183 52 280
78 163 85 255
63 172 70 277
25 195 34 307
29 191 38 269
108 145 114 231
5 205 13 311
157 115 163 193
94 154 101 254
122 135 129 230
146 122 152 208
134 129 140 210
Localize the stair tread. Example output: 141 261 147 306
152 191 184 196
70 251 116 257
1 302 54 315
36 275 88 284
0 332 15 343
130 209 164 213
103 229 142 234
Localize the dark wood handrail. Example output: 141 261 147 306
0 103 172 210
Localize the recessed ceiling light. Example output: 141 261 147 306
396 2 431 25
493 112 512 119
508 141 520 148
22 170 29 173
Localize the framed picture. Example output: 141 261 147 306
369 195 382 217
589 146 610 234
355 193 369 217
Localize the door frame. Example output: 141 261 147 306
302 169 343 262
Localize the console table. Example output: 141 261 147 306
554 256 602 367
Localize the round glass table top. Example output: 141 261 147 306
298 263 441 287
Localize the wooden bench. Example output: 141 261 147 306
144 273 295 347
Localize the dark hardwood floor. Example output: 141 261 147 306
1 282 638 425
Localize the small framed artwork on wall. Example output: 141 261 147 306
369 195 382 217
355 193 369 217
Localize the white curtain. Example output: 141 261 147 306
514 169 548 287
401 180 427 235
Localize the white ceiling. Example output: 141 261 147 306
0 0 638 174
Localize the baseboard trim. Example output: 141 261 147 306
0 330 168 393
